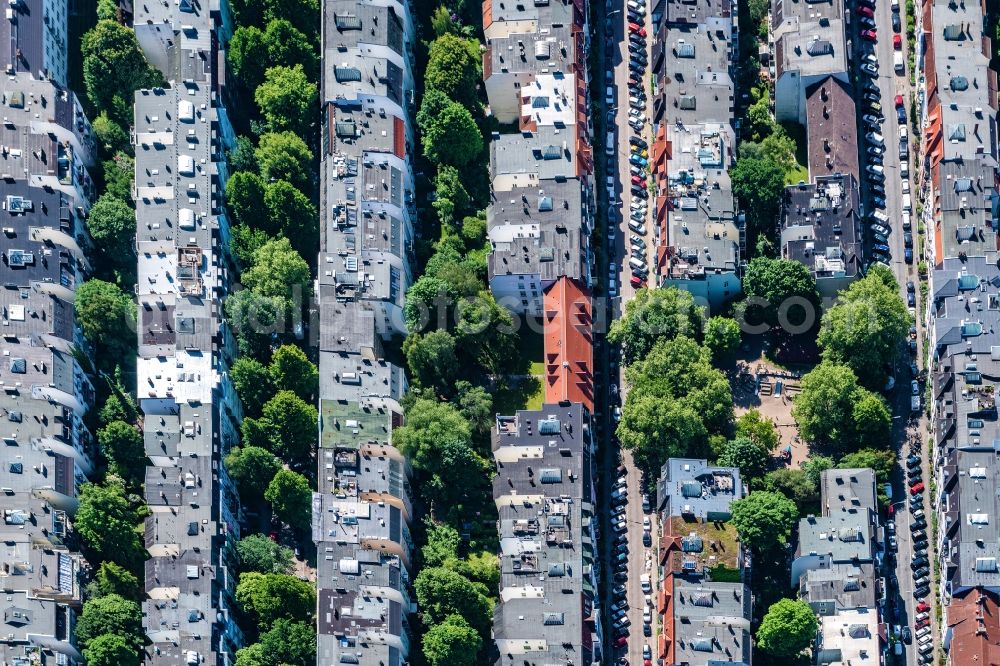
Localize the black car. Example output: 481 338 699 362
911 518 928 531
912 555 929 568
892 12 901 31
913 538 929 550
902 627 912 643
614 572 628 582
642 531 652 547
908 291 916 307
643 623 652 636
912 566 930 579
630 136 648 149
914 585 930 599
897 105 907 123
905 248 914 264
907 280 916 293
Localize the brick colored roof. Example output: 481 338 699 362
542 277 593 411
948 589 1000 666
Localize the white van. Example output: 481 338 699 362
902 193 912 210
902 211 911 229
628 256 646 270
894 51 905 74
640 574 651 593
606 131 615 156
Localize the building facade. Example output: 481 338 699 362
132 1 244 663
312 0 419 664
0 63 96 663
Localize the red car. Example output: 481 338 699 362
916 601 930 613
856 5 874 16
628 22 647 37
861 29 877 41
614 637 628 648
630 275 644 287
915 619 930 629
895 94 904 108
910 481 925 495
631 175 645 186
894 34 902 49
888 503 895 516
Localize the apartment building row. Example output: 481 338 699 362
794 469 884 664
647 0 742 312
0 0 100 662
654 459 752 666
480 0 601 659
921 0 1000 661
311 0 419 664
482 0 595 317
129 2 246 664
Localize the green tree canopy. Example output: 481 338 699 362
626 336 733 431
717 436 769 480
731 156 789 256
818 270 910 389
256 131 314 192
269 344 319 402
433 164 473 224
82 632 139 666
414 566 494 637
75 481 145 568
742 257 819 327
730 491 798 552
423 439 491 517
423 614 483 666
756 598 818 657
225 288 289 359
235 619 316 666
393 399 473 471
231 357 275 416
423 520 462 567
243 237 313 301
97 420 145 483
75 280 135 365
404 330 461 395
617 393 707 472
229 136 258 174
102 152 135 203
235 572 316 630
255 65 318 136
608 287 704 365
225 446 282 499
704 317 742 359
838 448 896 480
226 171 269 230
792 362 890 451
242 391 318 470
228 25 269 89
265 469 313 530
89 561 141 601
237 534 295 573
76 594 144 650
735 409 779 452
92 112 131 157
263 181 319 265
456 380 493 440
425 34 483 109
422 101 482 167
802 455 835 485
763 468 819 510
81 20 162 124
263 19 319 79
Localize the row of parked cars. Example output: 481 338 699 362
609 463 655 665
887 452 935 662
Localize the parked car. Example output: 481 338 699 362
860 62 879 77
901 627 912 644
910 481 925 494
861 29 878 41
894 33 903 49
895 94 905 108
914 585 930 599
892 12 902 31
870 223 890 236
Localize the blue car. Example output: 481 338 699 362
873 243 890 254
629 154 648 167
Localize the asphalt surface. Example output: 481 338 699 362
850 0 933 660
599 0 657 660
596 0 930 660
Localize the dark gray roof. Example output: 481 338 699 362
491 403 599 665
780 174 863 282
